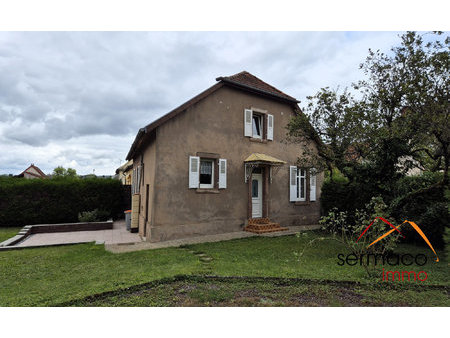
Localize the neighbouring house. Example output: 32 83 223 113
115 160 133 185
16 164 47 179
126 71 323 242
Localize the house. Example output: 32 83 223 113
16 164 47 179
115 160 133 185
126 71 323 242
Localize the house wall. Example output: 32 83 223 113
134 133 157 238
141 85 323 242
24 167 43 179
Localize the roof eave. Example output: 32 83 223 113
126 128 146 161
217 78 300 104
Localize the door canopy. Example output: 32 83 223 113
244 153 286 183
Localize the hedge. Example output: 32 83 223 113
320 172 448 249
0 177 126 227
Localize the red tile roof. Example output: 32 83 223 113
126 71 300 160
18 164 47 178
216 71 299 103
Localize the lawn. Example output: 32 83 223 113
0 228 448 306
0 227 21 243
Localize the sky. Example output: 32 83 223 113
0 31 404 175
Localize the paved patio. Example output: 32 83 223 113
11 222 320 251
15 220 142 247
105 224 320 253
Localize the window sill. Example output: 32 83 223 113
249 137 268 143
196 188 220 194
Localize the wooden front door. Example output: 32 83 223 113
251 173 263 218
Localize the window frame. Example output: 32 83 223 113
199 158 215 189
252 113 263 139
295 167 306 202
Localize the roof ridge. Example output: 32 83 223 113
217 71 298 102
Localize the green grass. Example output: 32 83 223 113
0 227 21 242
68 278 449 307
0 228 448 306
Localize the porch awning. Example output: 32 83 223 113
244 153 286 166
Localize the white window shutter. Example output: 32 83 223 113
267 114 274 141
244 109 252 137
218 159 227 189
310 168 316 201
289 166 297 202
189 156 200 188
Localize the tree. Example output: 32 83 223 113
287 88 367 181
288 31 449 190
52 166 78 178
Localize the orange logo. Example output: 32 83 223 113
357 217 439 263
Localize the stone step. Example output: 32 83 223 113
243 220 289 234
244 226 289 234
245 222 281 230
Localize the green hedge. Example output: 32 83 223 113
0 177 125 227
390 174 448 249
320 172 448 249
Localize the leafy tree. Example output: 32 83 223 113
357 31 449 186
52 166 78 178
288 31 449 191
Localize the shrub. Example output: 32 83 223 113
390 175 447 249
321 171 448 249
318 196 400 277
78 209 110 222
320 178 374 215
0 177 125 227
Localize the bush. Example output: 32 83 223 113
320 172 448 249
319 196 399 277
320 178 374 215
0 177 125 227
78 209 110 222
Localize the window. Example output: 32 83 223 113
199 159 214 189
296 168 306 201
289 166 317 202
244 109 274 141
252 114 262 139
252 179 259 197
189 156 227 190
289 166 306 202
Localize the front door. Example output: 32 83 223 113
252 173 263 218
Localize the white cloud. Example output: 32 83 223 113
0 31 406 175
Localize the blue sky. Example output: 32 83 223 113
0 31 407 175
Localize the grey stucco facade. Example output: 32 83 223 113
129 73 323 242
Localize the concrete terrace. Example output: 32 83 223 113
15 220 141 247
105 225 320 253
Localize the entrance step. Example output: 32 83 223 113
244 218 288 234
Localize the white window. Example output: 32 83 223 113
289 166 306 202
252 114 262 139
199 159 214 189
244 109 274 141
189 156 226 190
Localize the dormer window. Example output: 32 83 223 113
252 114 263 139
